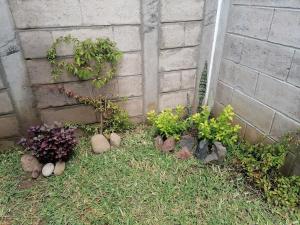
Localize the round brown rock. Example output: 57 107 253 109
91 134 111 154
110 133 121 147
54 161 66 176
161 137 176 153
21 154 42 173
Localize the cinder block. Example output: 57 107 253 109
231 90 274 133
270 113 300 140
219 59 236 86
159 90 193 110
40 105 97 124
212 101 224 117
118 76 142 97
19 30 53 59
118 52 142 76
244 124 266 144
0 0 15 47
113 26 141 52
0 91 13 114
255 74 300 122
233 115 247 138
160 71 181 92
269 9 300 48
288 50 300 87
0 115 19 138
227 6 273 39
234 64 258 97
9 0 82 28
223 34 244 63
185 21 202 46
203 0 217 26
181 69 196 89
118 97 143 117
161 0 204 22
241 38 294 80
232 0 300 8
80 0 140 25
93 79 118 98
215 81 233 105
159 47 198 72
160 23 185 49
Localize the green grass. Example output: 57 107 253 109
0 127 299 225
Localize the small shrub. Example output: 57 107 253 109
19 123 77 163
147 105 189 140
192 105 240 147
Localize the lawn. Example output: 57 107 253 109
0 127 299 225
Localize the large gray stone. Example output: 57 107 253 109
269 9 300 48
255 74 300 122
0 91 13 114
227 6 274 39
91 134 110 154
270 113 300 140
240 38 294 80
288 50 300 87
160 71 181 92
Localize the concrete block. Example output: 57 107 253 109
241 38 294 80
244 124 266 144
80 0 140 25
113 26 141 52
234 64 258 97
159 47 198 72
118 97 143 117
232 0 300 9
203 0 218 26
160 71 181 92
118 76 142 97
19 30 53 59
270 113 300 140
269 9 300 48
212 101 224 117
215 81 233 106
288 50 300 87
93 79 118 99
223 34 244 63
0 91 13 114
118 52 142 76
233 115 247 138
181 69 196 89
255 74 300 122
228 6 274 39
159 90 193 110
160 23 185 49
231 90 275 133
0 115 19 138
0 78 4 89
0 0 15 47
9 0 82 28
40 105 97 124
161 0 204 22
219 59 236 86
185 21 202 46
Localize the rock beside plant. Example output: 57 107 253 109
194 139 209 160
110 133 121 147
161 137 175 153
91 134 110 154
54 161 66 176
178 135 197 152
42 163 55 177
176 147 192 160
154 136 163 150
203 142 227 164
21 154 42 173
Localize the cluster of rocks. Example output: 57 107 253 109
21 154 66 178
91 132 121 153
154 134 227 163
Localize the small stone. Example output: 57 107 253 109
194 139 209 160
42 163 55 177
161 137 176 153
178 135 197 152
176 147 193 160
213 141 227 161
54 161 66 176
204 152 219 164
91 134 111 154
110 133 121 147
154 136 163 150
21 154 42 173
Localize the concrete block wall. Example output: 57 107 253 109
214 1 300 143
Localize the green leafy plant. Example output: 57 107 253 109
192 105 240 147
47 35 122 88
232 132 300 208
147 105 189 140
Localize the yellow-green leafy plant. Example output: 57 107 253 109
147 105 189 140
192 105 240 147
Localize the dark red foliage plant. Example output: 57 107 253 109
19 123 77 164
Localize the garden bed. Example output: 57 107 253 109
0 127 298 225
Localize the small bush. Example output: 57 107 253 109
147 105 189 140
19 123 77 163
192 105 240 147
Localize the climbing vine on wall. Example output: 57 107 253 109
47 35 122 88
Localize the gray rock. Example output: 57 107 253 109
110 133 121 147
178 135 197 152
204 151 219 164
91 134 110 154
161 137 175 153
176 147 193 160
213 141 227 161
54 161 65 176
154 135 163 150
21 154 42 173
42 163 54 177
195 139 209 160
